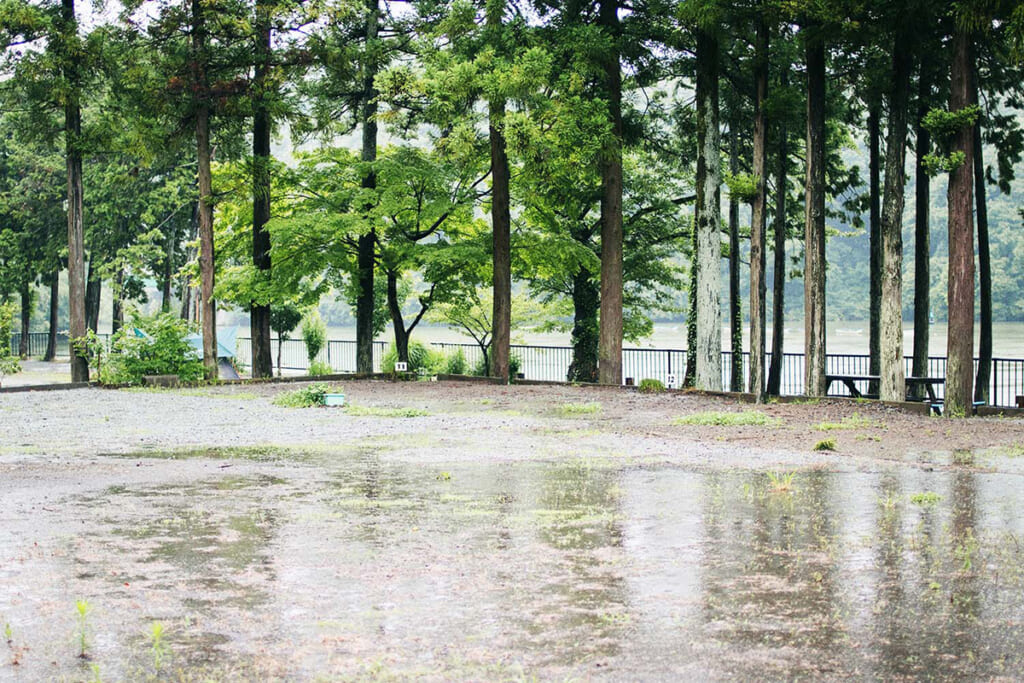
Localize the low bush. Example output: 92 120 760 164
0 302 20 386
301 312 327 364
813 438 837 451
101 312 204 385
308 360 333 377
382 340 445 374
637 378 665 393
273 383 333 408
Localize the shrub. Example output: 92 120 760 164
273 383 331 408
102 312 204 385
471 349 522 378
381 340 442 374
443 348 467 375
0 302 20 387
308 360 333 377
301 311 327 364
637 378 665 393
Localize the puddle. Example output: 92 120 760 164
1 454 1023 679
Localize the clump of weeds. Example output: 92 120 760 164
149 621 168 670
814 438 837 451
674 410 782 427
766 470 798 493
910 491 942 506
814 412 884 431
75 599 92 659
555 402 602 417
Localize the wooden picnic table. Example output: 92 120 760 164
824 374 879 399
905 376 944 403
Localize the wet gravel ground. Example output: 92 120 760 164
2 380 1024 681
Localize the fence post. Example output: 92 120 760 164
992 358 998 406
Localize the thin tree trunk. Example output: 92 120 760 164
911 64 931 397
356 0 379 375
488 1 512 384
567 266 599 383
249 0 274 379
597 0 623 386
879 33 912 403
749 10 768 401
63 0 87 382
767 73 788 396
868 105 881 396
684 213 697 387
945 27 975 416
44 265 58 361
695 26 722 391
804 29 827 397
385 269 409 363
85 262 101 333
972 67 991 405
18 283 30 358
728 122 742 392
193 0 217 381
112 267 125 335
161 229 174 312
179 204 198 321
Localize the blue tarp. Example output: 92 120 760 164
185 327 237 359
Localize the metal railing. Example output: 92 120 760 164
11 331 1024 408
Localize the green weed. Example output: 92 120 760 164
346 404 429 418
272 383 337 408
673 410 782 427
637 378 666 394
766 470 798 493
75 599 91 658
814 438 837 451
910 491 942 506
149 621 167 669
814 412 884 431
555 402 602 416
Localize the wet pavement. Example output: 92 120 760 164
1 386 1024 680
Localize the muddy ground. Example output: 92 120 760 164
2 379 1024 681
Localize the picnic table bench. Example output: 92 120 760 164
824 374 879 399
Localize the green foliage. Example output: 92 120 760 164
301 311 327 363
308 360 333 377
637 378 666 393
382 340 438 374
910 491 942 506
272 383 333 408
724 172 759 203
922 106 981 141
345 404 429 418
75 599 91 659
814 413 884 431
814 438 837 451
674 410 782 427
0 302 21 385
100 312 204 386
442 348 467 375
270 305 303 341
555 402 601 416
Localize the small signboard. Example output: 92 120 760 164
395 362 408 372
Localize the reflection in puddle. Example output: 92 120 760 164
2 453 1023 680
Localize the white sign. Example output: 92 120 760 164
395 362 408 372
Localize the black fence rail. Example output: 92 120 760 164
12 331 1024 408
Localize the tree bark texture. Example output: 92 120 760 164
749 12 768 401
597 0 623 386
567 267 599 383
767 75 788 397
249 0 274 379
112 267 124 335
386 270 409 363
356 0 379 375
728 123 742 392
193 0 217 381
488 1 511 384
911 65 931 397
63 0 87 382
44 266 59 361
695 27 722 391
803 31 827 397
684 213 697 387
879 34 912 402
868 106 881 396
944 28 975 416
161 229 174 312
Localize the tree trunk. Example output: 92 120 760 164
193 0 217 381
597 0 623 386
567 266 599 383
161 229 174 312
112 267 125 335
249 0 274 379
684 213 697 387
63 0 88 382
879 33 912 403
356 0 380 375
85 262 101 334
385 269 409 364
44 265 59 361
803 29 827 397
868 105 881 396
276 335 283 377
727 122 742 392
972 67 991 405
944 27 975 416
767 74 788 396
18 284 31 358
911 64 931 397
749 11 768 401
488 2 512 384
695 26 722 391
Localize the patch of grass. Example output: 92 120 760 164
992 444 1024 458
813 438 837 451
637 378 666 394
910 491 942 506
554 402 602 416
123 387 258 400
673 410 782 427
766 470 798 493
272 383 334 408
814 412 884 431
345 404 429 418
